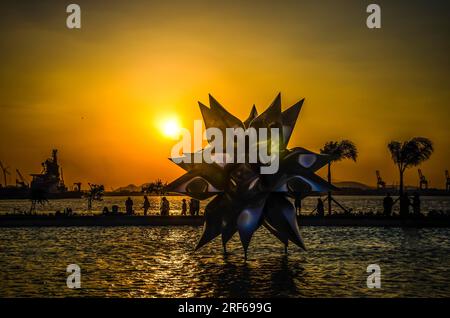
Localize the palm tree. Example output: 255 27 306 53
387 137 433 197
142 179 167 195
29 188 48 215
320 140 358 215
85 183 105 211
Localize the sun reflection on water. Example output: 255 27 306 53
0 226 449 297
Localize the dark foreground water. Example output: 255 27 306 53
0 226 449 297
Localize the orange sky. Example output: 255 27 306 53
0 0 449 189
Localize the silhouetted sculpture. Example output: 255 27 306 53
376 170 386 189
167 94 335 258
316 198 325 217
143 195 150 216
383 193 394 216
125 197 134 215
160 197 170 215
412 192 421 216
181 199 187 216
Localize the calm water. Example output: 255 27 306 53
0 226 449 297
1 195 450 215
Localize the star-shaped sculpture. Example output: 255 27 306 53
167 94 336 259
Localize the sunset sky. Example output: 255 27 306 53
0 0 449 189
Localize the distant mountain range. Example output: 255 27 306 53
334 181 373 190
112 183 150 193
112 181 374 193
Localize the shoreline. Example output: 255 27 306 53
1 191 449 201
1 215 450 228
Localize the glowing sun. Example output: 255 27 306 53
161 118 181 139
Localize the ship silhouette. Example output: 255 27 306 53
0 149 82 199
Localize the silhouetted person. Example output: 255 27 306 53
64 207 73 216
181 199 187 216
383 193 394 217
316 198 324 217
125 197 134 215
160 197 170 216
111 205 119 214
102 206 109 215
193 199 200 215
189 199 195 216
412 192 421 216
399 193 410 217
143 195 150 216
294 195 302 216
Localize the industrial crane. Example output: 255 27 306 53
0 161 11 187
418 169 429 190
375 170 386 189
73 182 82 192
15 169 29 188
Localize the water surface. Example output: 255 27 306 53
1 226 449 297
2 195 449 215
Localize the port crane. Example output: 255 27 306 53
446 170 450 192
73 182 82 192
15 169 29 188
0 161 11 187
375 170 386 189
57 167 68 192
418 169 429 190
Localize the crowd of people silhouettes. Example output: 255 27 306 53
96 192 425 217
99 196 201 216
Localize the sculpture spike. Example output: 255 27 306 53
262 221 289 245
194 195 225 251
244 104 258 128
263 193 306 251
208 94 243 129
281 99 304 146
237 203 264 256
250 93 282 131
